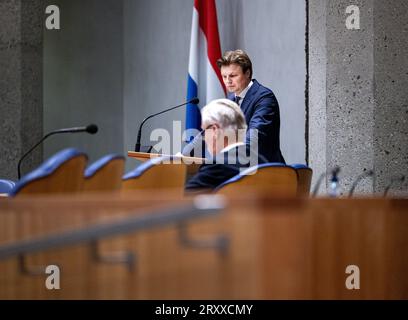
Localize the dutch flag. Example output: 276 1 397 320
186 0 226 140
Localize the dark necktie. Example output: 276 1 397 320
234 96 241 105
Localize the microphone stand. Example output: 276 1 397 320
311 172 327 197
312 166 340 197
348 170 374 198
17 130 61 179
383 175 405 197
17 125 98 179
135 98 199 152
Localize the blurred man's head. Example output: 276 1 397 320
201 99 247 155
217 49 252 95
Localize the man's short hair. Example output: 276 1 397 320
216 49 253 78
201 99 247 131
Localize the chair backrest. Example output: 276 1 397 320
83 154 125 192
0 179 15 194
122 156 187 191
9 148 88 197
290 164 313 196
215 163 298 196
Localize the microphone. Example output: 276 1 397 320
57 124 98 134
134 98 199 152
348 169 374 198
181 129 205 157
383 175 405 197
17 124 98 179
328 166 341 197
312 166 340 197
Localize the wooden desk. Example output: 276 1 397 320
1 192 407 299
127 151 203 180
127 151 204 164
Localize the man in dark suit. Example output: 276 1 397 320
216 49 285 163
185 99 264 192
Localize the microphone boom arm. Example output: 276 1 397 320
17 130 61 179
135 98 199 152
348 170 374 198
17 124 98 179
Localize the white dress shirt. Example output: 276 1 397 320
234 80 254 106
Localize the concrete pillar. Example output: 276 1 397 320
0 0 43 180
309 0 407 196
373 0 408 195
308 0 327 193
326 0 375 195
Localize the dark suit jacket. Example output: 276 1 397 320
229 79 285 163
185 144 262 192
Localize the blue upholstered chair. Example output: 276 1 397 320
83 154 125 191
122 156 187 191
0 179 15 194
289 164 313 196
8 148 88 197
215 162 298 196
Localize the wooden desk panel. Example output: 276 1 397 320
127 151 204 165
0 193 407 299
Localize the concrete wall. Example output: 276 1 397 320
373 0 408 195
238 0 306 165
123 0 191 170
43 0 124 164
308 0 327 193
0 0 43 180
326 0 375 195
309 0 408 196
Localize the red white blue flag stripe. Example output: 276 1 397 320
186 0 225 136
